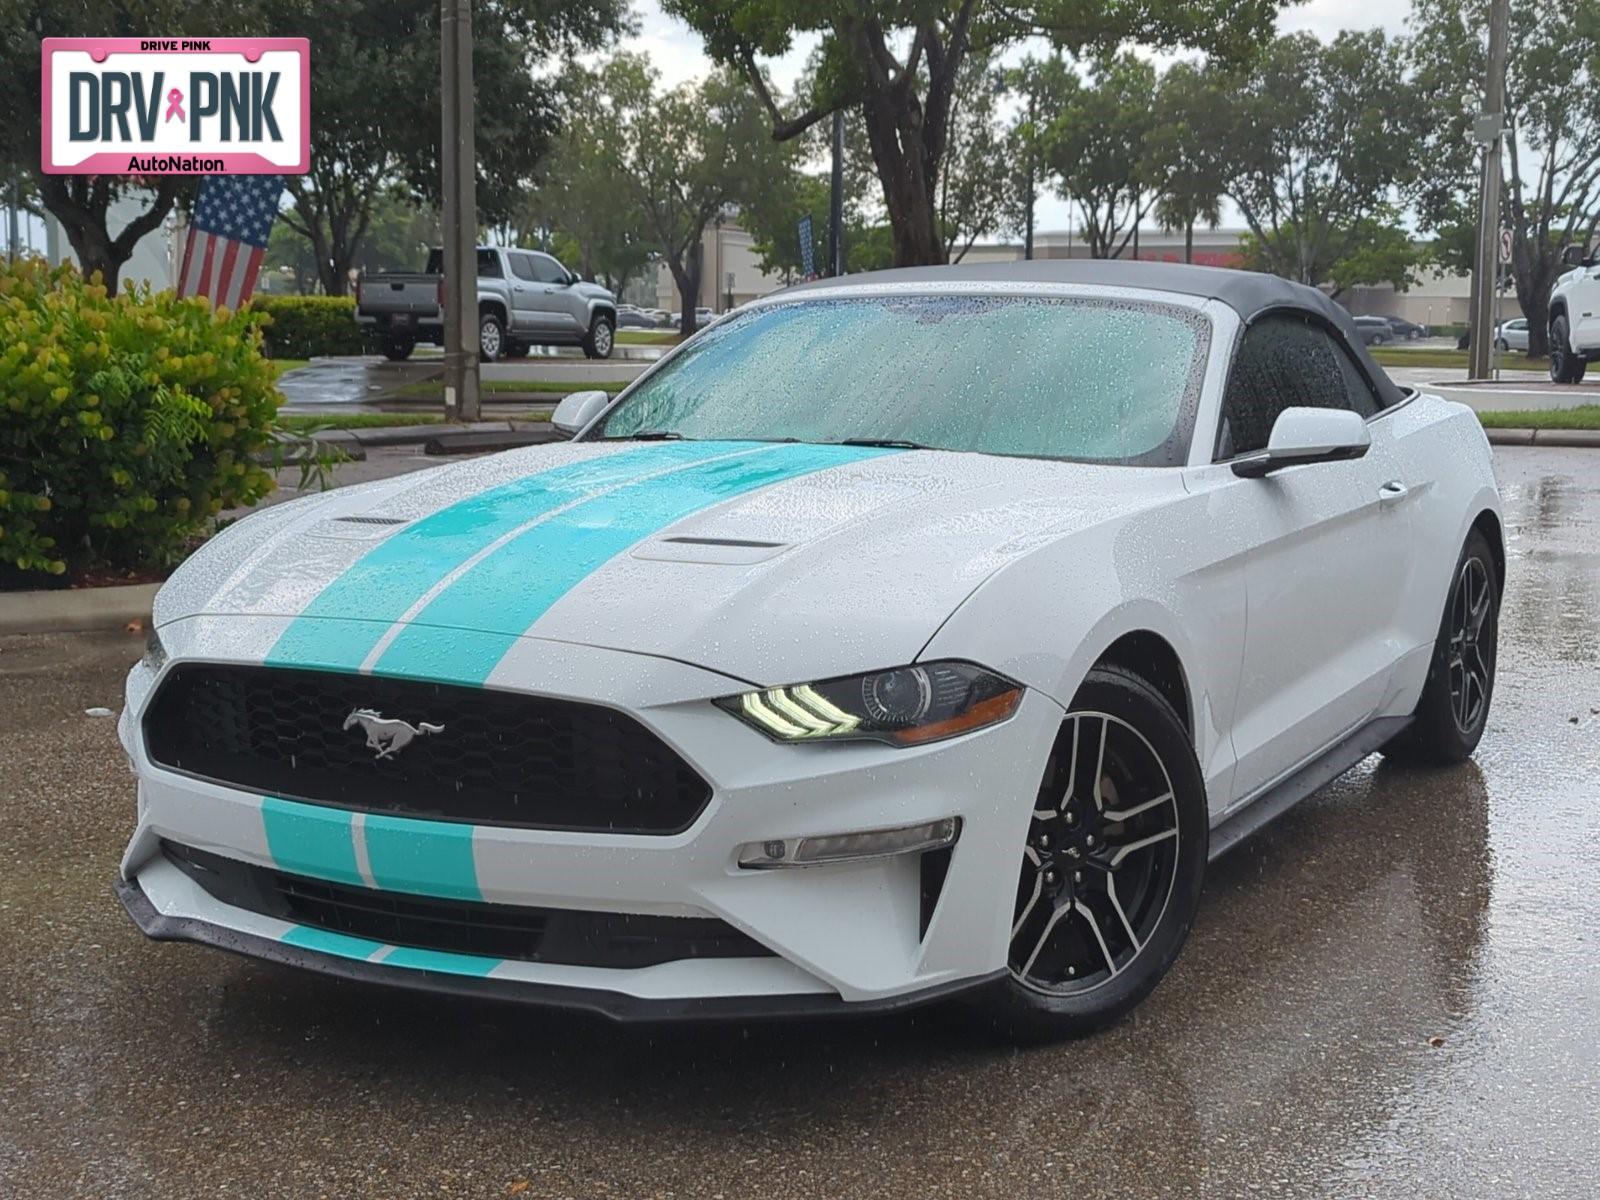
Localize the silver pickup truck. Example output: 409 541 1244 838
355 246 618 361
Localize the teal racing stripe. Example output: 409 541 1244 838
380 946 501 977
362 812 481 901
281 925 387 960
261 796 362 887
266 440 738 674
374 442 892 683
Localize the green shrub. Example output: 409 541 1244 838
0 258 280 582
251 294 364 358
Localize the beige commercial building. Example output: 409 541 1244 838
656 221 1510 328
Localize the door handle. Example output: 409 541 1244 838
513 285 527 293
1378 480 1409 505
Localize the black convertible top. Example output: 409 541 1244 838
789 258 1406 408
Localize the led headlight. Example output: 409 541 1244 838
717 661 1022 747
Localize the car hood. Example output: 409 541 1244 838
157 440 1181 686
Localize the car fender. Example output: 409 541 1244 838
919 498 1241 809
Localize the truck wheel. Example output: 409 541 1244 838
1550 316 1587 383
382 335 414 362
479 312 505 363
582 313 615 359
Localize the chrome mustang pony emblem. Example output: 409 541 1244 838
343 708 445 760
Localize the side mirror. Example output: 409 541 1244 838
551 389 610 437
1562 244 1589 268
1232 407 1371 478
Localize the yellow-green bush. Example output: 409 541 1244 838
251 294 364 358
0 259 279 583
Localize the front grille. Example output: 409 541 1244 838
144 664 711 833
165 842 772 968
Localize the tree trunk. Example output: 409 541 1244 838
859 92 946 267
670 247 702 336
1184 219 1194 264
35 175 181 292
1518 258 1557 358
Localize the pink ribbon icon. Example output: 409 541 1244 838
164 88 185 123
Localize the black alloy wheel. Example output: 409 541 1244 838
1010 709 1181 994
981 667 1207 1041
1447 556 1495 735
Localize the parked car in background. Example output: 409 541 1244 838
1494 318 1530 353
355 246 617 362
1548 244 1600 381
1352 316 1396 346
616 305 658 329
1379 315 1428 340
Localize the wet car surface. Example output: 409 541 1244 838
1 446 1596 1198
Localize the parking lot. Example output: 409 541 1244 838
1 444 1596 1199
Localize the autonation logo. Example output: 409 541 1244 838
42 37 309 175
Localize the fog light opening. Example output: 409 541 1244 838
739 817 961 869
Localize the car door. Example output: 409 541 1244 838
504 252 547 334
1186 314 1414 807
1566 264 1600 349
529 252 586 336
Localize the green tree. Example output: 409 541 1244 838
517 62 656 295
608 57 800 334
1041 54 1158 259
937 50 1015 261
1410 0 1600 356
1145 61 1225 264
0 0 243 288
1213 30 1423 290
265 0 626 295
998 54 1074 258
663 0 1285 267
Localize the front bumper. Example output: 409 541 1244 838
119 616 1063 1015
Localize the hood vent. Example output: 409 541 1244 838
633 535 792 565
305 513 411 541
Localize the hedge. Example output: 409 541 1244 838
0 259 280 583
251 294 365 359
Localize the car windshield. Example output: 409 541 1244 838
590 294 1209 465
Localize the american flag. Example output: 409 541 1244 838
176 174 284 309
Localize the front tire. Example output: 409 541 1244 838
479 311 505 363
1550 316 1587 383
1382 529 1499 766
582 312 615 359
979 666 1208 1042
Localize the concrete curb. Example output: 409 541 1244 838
1486 428 1600 447
424 429 568 456
0 581 159 635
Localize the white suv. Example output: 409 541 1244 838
1547 245 1600 382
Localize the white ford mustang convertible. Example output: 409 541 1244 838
118 261 1503 1038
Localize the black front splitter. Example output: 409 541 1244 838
114 876 1005 1024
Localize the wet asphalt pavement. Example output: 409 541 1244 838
2 446 1598 1198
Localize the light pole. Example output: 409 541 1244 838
440 0 480 421
1468 0 1511 381
829 110 845 276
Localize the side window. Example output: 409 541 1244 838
529 253 570 284
507 253 539 282
476 249 503 279
1217 315 1377 458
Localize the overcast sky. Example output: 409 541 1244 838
621 0 1416 233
